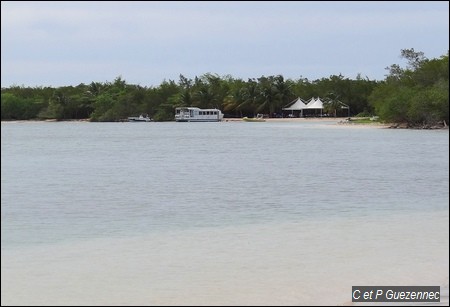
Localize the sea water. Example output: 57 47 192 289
1 120 448 305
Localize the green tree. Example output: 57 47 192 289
370 49 448 125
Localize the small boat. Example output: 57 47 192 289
242 114 266 122
128 114 152 122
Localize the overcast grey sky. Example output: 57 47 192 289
1 1 449 88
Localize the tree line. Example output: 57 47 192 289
1 49 448 125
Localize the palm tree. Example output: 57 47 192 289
324 92 342 117
256 76 278 116
274 75 294 116
238 79 259 116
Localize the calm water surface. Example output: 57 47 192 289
1 121 449 305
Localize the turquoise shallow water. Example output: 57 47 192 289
1 121 449 305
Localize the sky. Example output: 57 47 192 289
1 1 449 88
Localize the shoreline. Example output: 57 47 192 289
2 117 448 129
224 117 342 123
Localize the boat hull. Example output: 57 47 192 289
128 114 152 122
242 117 266 122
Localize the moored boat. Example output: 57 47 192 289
175 107 224 122
128 114 152 122
242 114 266 122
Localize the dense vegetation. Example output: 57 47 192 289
2 49 448 126
369 49 449 127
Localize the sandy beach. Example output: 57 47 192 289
224 117 343 123
224 116 395 128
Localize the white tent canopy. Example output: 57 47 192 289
282 97 308 110
305 97 325 116
282 97 327 117
282 97 326 110
305 97 325 109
